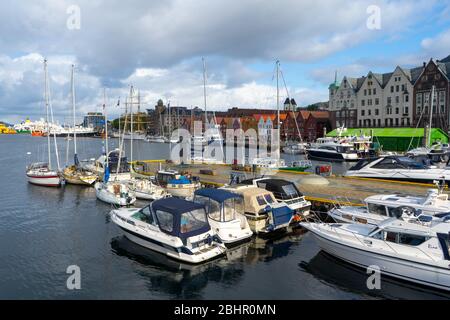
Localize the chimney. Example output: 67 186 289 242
423 62 426 67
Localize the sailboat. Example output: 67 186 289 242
406 85 449 164
62 65 97 185
26 59 63 187
95 88 136 206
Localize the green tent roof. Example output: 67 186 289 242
326 127 448 139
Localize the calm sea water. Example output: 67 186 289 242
0 134 449 300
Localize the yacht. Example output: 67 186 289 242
283 142 308 155
220 185 297 234
95 180 136 206
26 162 62 187
128 178 168 201
329 184 450 226
85 149 132 182
156 169 200 199
301 218 450 291
406 144 450 165
307 142 359 162
345 156 450 183
194 188 253 245
110 198 227 264
240 177 311 217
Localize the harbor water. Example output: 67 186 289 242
1 134 449 299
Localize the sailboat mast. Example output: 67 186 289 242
276 60 280 161
44 59 52 170
202 57 207 130
71 64 77 162
130 85 134 163
428 85 436 147
103 88 109 167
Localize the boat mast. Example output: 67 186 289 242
44 59 52 170
103 88 109 168
203 57 208 132
71 64 78 166
276 60 280 161
428 85 435 148
130 85 134 163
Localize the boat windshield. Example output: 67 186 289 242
223 197 242 221
281 184 301 199
180 209 208 234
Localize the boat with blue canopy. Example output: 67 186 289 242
111 197 226 263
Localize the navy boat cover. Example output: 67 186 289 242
195 188 242 203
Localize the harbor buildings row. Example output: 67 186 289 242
146 99 332 142
327 55 450 132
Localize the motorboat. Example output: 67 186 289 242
110 197 227 263
220 185 297 234
307 142 359 162
329 183 450 226
156 169 200 199
95 180 136 206
26 162 62 187
407 144 450 165
278 160 313 173
251 157 286 169
240 177 311 217
283 143 308 155
301 218 450 291
345 156 450 184
146 135 166 143
129 178 168 201
194 188 253 245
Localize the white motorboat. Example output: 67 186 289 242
194 188 253 245
240 177 311 217
129 178 168 201
251 157 286 169
283 143 308 154
26 162 61 187
329 182 450 226
95 180 136 206
307 142 359 162
110 198 227 263
345 156 450 183
156 169 200 199
301 218 450 291
221 185 297 234
146 135 166 143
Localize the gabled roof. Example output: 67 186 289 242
308 111 330 119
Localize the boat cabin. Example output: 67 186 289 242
194 188 244 222
142 198 212 244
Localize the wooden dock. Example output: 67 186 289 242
133 160 443 207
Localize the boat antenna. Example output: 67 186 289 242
202 57 208 131
71 64 79 167
276 60 280 161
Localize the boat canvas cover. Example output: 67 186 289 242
271 205 294 227
195 188 242 203
255 179 303 198
168 176 191 184
151 198 211 241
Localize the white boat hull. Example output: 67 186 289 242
209 218 253 245
26 173 61 187
95 183 136 206
306 225 450 291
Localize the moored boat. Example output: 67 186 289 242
110 197 226 263
26 162 61 187
301 218 450 291
194 188 253 245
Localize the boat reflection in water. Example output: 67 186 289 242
110 228 308 298
300 250 450 300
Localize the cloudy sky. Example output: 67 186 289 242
1 0 450 124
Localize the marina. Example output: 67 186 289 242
3 134 450 299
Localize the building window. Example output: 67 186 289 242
361 110 365 116
387 97 392 105
368 110 371 116
401 84 405 91
404 107 409 115
375 98 379 105
368 99 373 106
395 108 399 114
395 118 399 126
364 89 367 96
378 119 381 127
361 100 365 106
368 89 372 95
416 93 422 106
395 96 400 104
375 109 379 116
396 85 399 92
405 95 409 102
391 86 394 93
359 120 362 127
373 88 377 95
